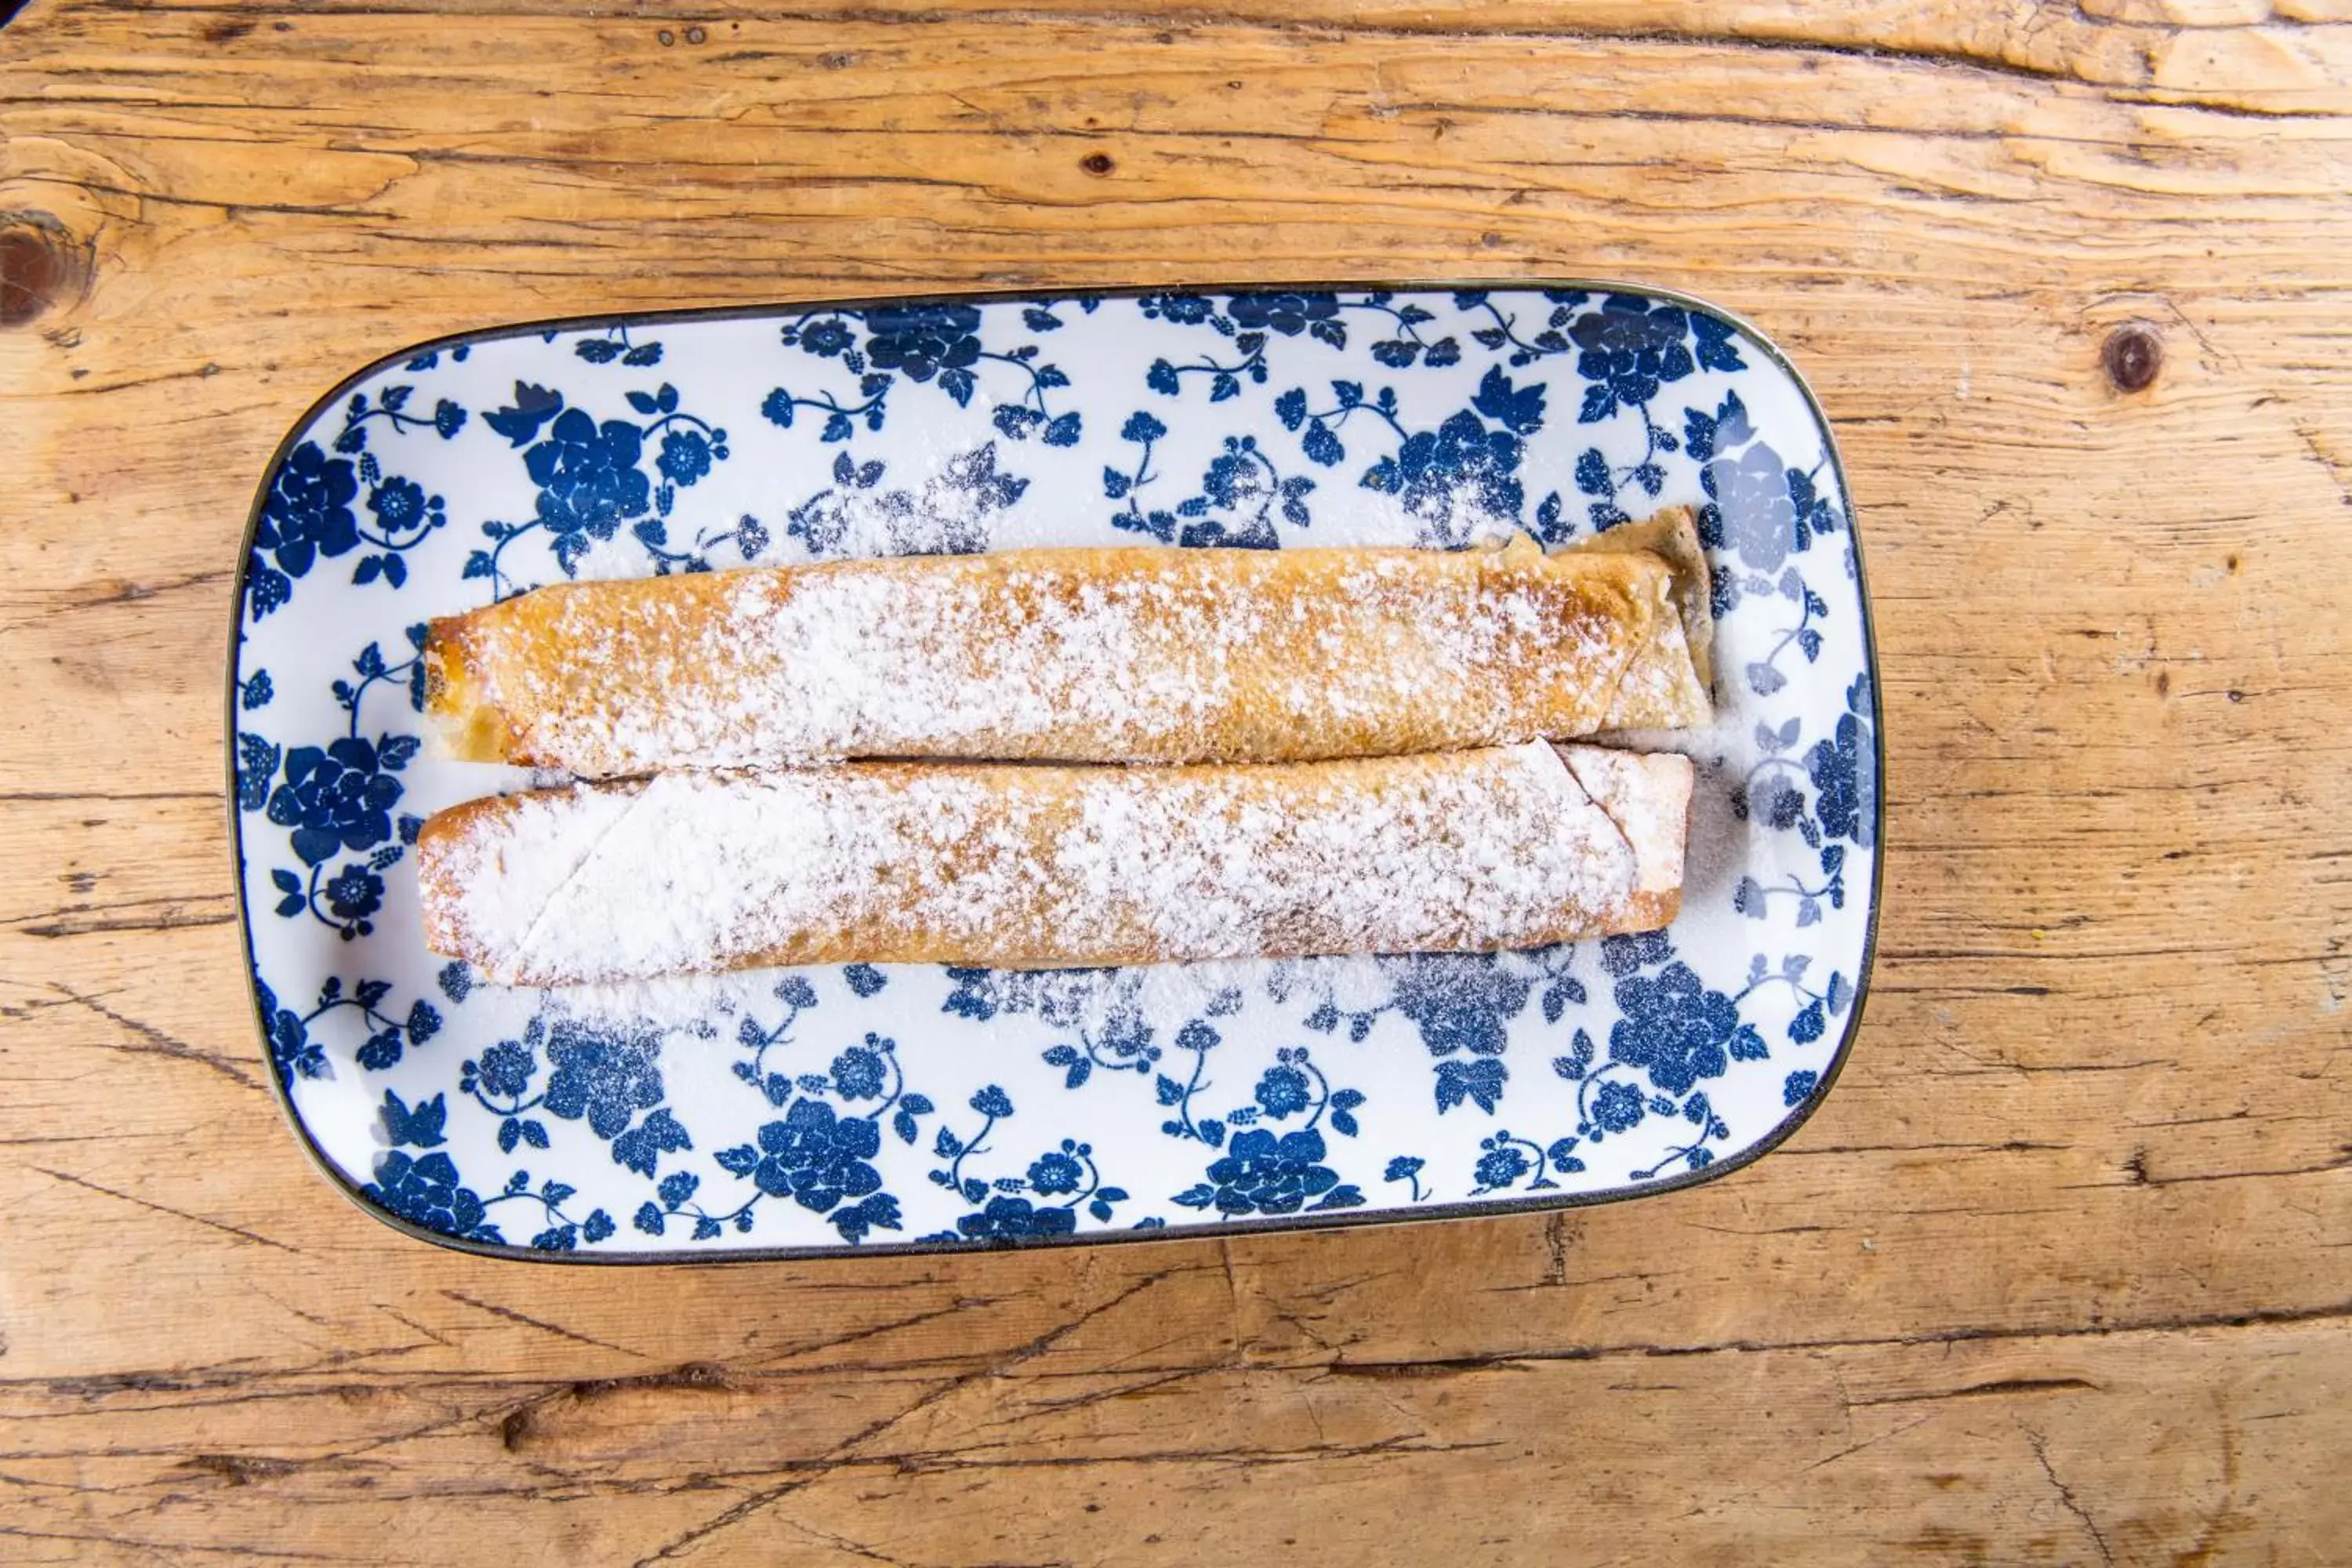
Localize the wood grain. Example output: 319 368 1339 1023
3 0 2349 1561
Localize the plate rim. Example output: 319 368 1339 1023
223 277 1886 1263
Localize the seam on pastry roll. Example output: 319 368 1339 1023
1558 744 1691 932
1562 505 1715 722
423 522 1710 775
416 742 1693 986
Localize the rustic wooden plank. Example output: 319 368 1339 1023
0 1318 2342 1563
2 0 2349 1561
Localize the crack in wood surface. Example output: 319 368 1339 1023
30 1167 303 1255
45 984 261 1089
2023 1422 2117 1568
629 1269 1178 1564
438 1291 652 1360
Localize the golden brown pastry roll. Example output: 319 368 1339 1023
416 742 1692 985
425 515 1711 775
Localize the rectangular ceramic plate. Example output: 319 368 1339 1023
230 284 1881 1259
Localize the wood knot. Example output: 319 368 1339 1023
2101 323 2161 394
499 1407 538 1450
0 212 92 329
1080 152 1116 176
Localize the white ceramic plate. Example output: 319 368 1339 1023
230 284 1880 1258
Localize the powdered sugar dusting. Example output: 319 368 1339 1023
535 954 1327 1040
1600 582 1711 728
441 539 1686 775
1563 748 1690 897
419 742 1673 987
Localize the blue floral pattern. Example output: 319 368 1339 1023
234 286 1875 1254
1174 1127 1363 1218
768 303 1082 450
916 1086 1133 1243
249 441 359 615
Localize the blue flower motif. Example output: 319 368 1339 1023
1473 1143 1529 1189
1706 440 1797 573
948 1194 1077 1241
1182 1127 1361 1218
264 738 402 868
1784 1070 1820 1108
797 318 856 358
752 1099 884 1212
235 735 278 812
1254 1065 1311 1119
1371 409 1524 524
531 1223 583 1253
476 1040 535 1100
255 440 360 582
1569 295 1695 416
829 1043 887 1101
1200 443 1264 510
370 477 432 535
541 1022 664 1139
254 978 322 1084
1609 962 1759 1098
1599 930 1673 978
862 304 982 383
1591 1079 1647 1134
1026 1148 1086 1196
1140 292 1214 325
1227 292 1339 338
656 427 713 485
1807 682 1875 848
525 407 649 554
323 864 384 926
247 568 290 617
1388 954 1534 1057
365 1151 497 1243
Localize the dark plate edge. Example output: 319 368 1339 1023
223 278 1886 1265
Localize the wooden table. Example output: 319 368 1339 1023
5 2 2348 1562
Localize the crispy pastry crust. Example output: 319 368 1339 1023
425 516 1712 775
417 743 1691 985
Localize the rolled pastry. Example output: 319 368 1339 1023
425 514 1711 774
416 742 1692 985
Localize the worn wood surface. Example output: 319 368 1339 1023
4 1 2350 1562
